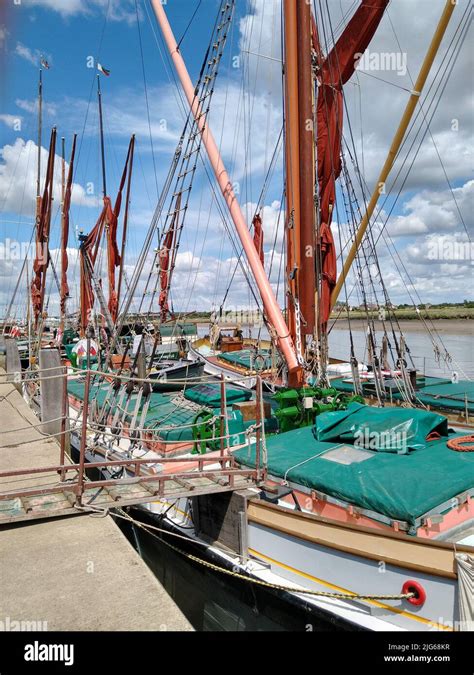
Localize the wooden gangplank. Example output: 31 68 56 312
0 471 255 524
0 360 261 526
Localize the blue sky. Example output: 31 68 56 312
0 0 472 319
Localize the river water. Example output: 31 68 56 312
198 322 474 379
328 326 474 379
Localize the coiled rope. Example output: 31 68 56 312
447 435 474 452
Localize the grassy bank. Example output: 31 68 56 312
332 307 474 321
176 307 474 323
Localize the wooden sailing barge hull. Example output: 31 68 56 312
134 496 472 632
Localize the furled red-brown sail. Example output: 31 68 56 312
79 203 108 335
31 127 57 329
79 139 134 334
106 137 134 323
312 0 388 329
253 213 264 265
60 135 77 319
159 191 182 322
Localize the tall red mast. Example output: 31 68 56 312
283 0 316 385
296 0 316 340
283 0 302 385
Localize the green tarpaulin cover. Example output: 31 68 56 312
313 402 448 453
234 407 474 526
218 349 273 371
159 322 197 337
183 383 252 407
68 380 200 441
413 381 474 413
330 376 474 414
68 378 251 443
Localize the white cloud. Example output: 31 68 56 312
238 0 282 100
0 25 8 49
19 0 137 23
16 98 57 117
0 114 23 130
0 137 99 215
14 42 38 66
14 42 52 68
19 0 89 17
387 180 473 237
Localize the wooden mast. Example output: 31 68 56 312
34 67 43 288
36 127 57 331
296 0 316 340
117 134 135 310
283 0 301 374
97 73 112 330
283 0 316 385
59 135 77 334
97 75 107 198
36 69 43 208
60 137 66 332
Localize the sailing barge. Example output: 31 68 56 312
3 0 473 632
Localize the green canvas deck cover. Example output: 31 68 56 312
68 378 252 444
218 349 273 371
330 376 474 414
183 382 252 407
234 405 474 527
159 322 197 337
313 402 448 452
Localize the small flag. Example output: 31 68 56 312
97 63 110 77
40 57 50 70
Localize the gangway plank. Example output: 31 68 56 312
0 467 257 524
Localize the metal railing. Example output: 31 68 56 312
0 363 267 508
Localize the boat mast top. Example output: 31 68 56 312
97 75 107 199
36 69 43 201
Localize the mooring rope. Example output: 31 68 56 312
83 506 415 603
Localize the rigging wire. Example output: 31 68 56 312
134 0 160 200
327 0 472 381
385 4 470 241
176 0 202 51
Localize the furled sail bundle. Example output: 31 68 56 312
79 139 134 334
159 191 182 322
106 196 121 323
106 137 134 323
60 135 77 319
253 213 264 265
31 127 57 329
312 0 388 330
79 201 110 335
